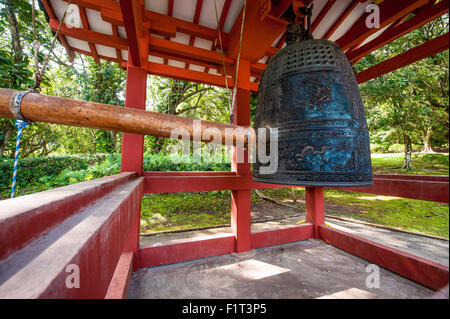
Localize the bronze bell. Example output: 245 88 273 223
253 21 373 187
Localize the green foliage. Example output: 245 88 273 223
143 154 230 172
0 154 110 193
357 14 449 154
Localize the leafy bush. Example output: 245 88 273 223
387 143 404 153
370 143 390 153
0 154 110 191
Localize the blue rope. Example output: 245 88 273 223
10 120 29 198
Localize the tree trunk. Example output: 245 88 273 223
291 187 296 204
0 121 14 157
5 0 23 65
424 126 433 153
109 131 117 151
402 133 413 170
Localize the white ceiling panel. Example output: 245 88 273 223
199 0 226 29
65 36 90 52
95 44 116 58
222 0 244 33
148 55 164 64
194 37 214 50
145 0 169 14
168 59 186 68
189 65 206 72
172 0 197 23
171 32 191 45
85 8 113 35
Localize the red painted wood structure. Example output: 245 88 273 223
0 0 449 298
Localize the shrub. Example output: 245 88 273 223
370 143 389 153
0 154 110 191
387 144 404 153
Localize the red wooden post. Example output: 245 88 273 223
120 61 147 270
121 64 147 175
305 187 325 238
231 59 252 253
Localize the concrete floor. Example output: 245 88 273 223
129 239 435 299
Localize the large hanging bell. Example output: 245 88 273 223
253 22 373 187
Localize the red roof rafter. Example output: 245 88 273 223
163 0 175 65
41 0 75 61
111 24 123 66
226 0 287 63
79 6 100 63
348 0 449 63
356 32 449 84
146 62 259 92
119 0 143 66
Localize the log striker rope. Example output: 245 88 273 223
9 0 72 198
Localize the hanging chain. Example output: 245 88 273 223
230 0 247 124
213 0 231 112
214 0 247 124
31 0 73 92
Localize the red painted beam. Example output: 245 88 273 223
139 234 236 268
138 224 316 268
251 224 314 249
333 174 450 203
226 0 288 62
336 0 429 51
119 0 142 66
111 24 123 65
348 0 449 63
143 173 449 203
144 62 259 92
104 252 134 299
79 6 100 63
163 0 175 65
121 66 147 175
0 172 137 261
49 18 128 50
305 187 325 238
356 33 449 84
319 225 449 290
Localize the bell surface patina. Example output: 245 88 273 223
253 23 373 187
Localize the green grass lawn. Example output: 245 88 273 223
141 153 449 238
